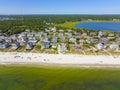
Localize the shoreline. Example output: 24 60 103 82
0 52 120 68
2 63 120 69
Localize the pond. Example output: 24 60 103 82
75 22 120 32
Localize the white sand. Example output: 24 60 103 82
0 52 120 66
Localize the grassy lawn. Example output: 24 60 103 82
0 65 120 90
55 22 79 29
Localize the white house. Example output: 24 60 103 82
69 37 76 44
96 43 107 50
58 44 67 53
98 31 104 37
109 44 119 51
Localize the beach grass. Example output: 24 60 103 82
55 21 79 29
0 65 120 90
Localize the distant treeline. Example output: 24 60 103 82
0 15 120 34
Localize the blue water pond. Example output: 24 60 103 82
75 22 120 32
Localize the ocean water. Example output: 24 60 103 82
1 65 120 90
75 22 120 32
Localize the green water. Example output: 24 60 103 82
0 65 120 90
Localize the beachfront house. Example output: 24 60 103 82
26 43 33 50
70 45 84 51
96 43 107 50
41 41 51 49
0 42 10 49
58 43 67 53
12 42 20 50
109 44 119 51
51 43 57 49
42 36 51 49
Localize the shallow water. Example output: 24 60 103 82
0 65 120 90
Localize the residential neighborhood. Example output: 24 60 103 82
0 27 120 55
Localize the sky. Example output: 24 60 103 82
0 0 120 15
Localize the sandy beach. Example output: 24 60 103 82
0 52 120 67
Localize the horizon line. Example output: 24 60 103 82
0 14 120 16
